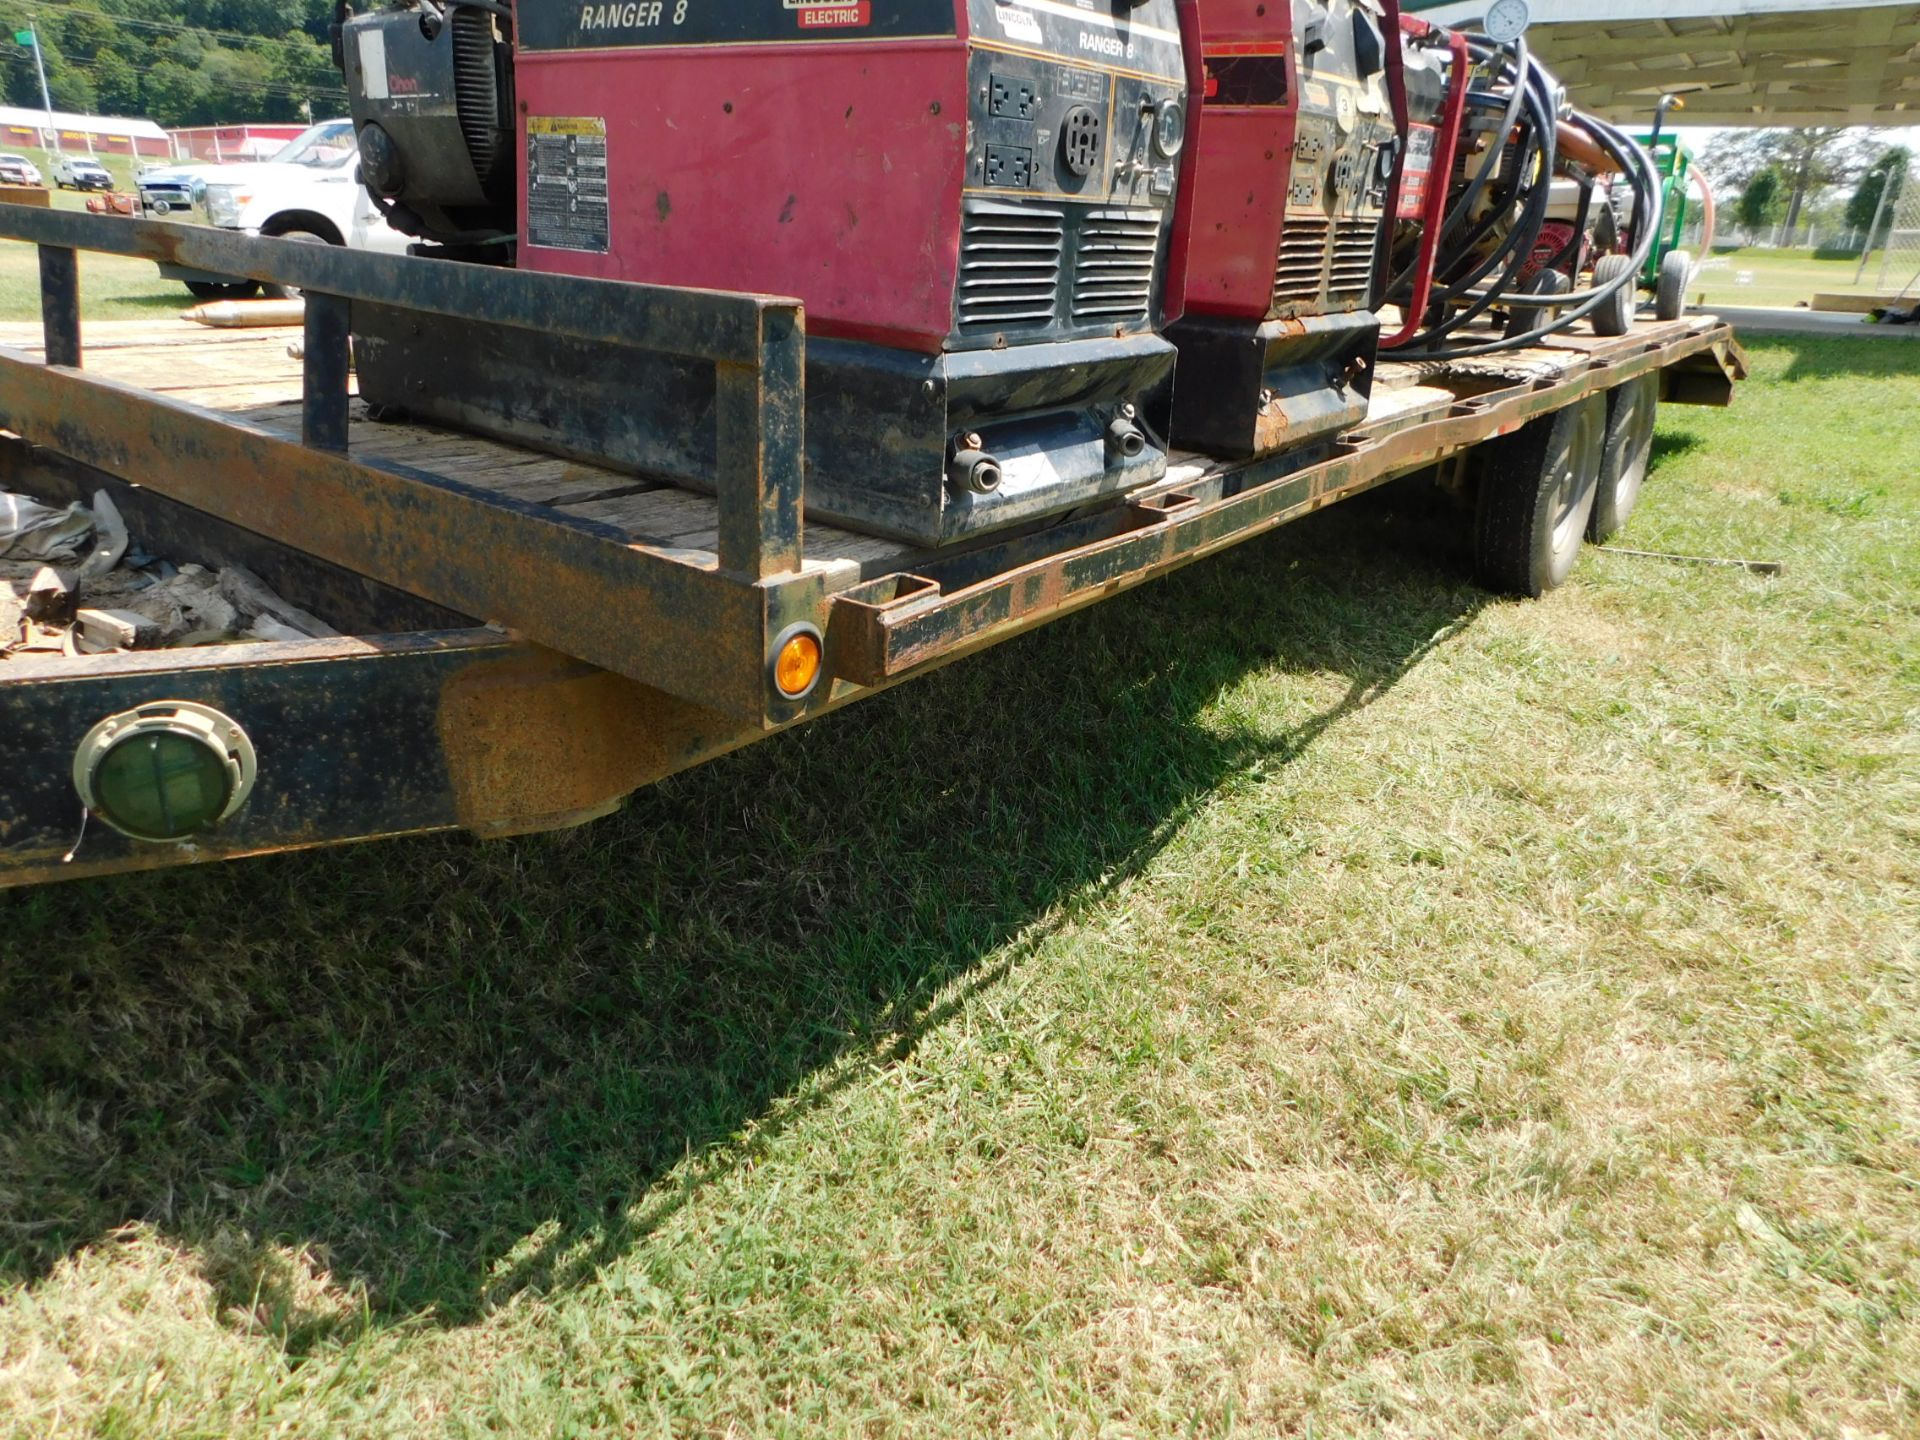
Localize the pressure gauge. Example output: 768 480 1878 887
1483 0 1530 43
1154 100 1185 158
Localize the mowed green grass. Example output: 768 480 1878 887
1692 246 1899 311
0 335 1916 1437
0 146 204 320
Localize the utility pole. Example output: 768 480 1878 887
19 19 54 151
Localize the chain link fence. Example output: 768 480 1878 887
1865 160 1920 299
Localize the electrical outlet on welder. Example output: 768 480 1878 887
985 145 1034 189
989 74 1040 119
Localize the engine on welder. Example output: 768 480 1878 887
337 0 1188 548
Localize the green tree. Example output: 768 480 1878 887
1845 146 1910 240
1703 128 1874 242
1737 166 1785 236
0 1 349 127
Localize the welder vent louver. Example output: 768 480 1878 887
1272 217 1332 311
1072 211 1161 323
1326 218 1379 305
958 204 1065 330
452 9 500 183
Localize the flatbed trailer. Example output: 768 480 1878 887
0 211 1745 888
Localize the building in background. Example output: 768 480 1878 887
166 124 307 164
0 105 168 158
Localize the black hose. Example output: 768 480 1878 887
1400 50 1559 347
1395 114 1664 359
1386 38 1553 313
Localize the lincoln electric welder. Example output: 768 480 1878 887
1161 0 1399 459
338 0 1188 546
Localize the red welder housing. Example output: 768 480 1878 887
1161 0 1398 459
499 0 1189 546
512 39 970 354
1164 0 1299 322
344 0 1189 547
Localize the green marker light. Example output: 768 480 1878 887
73 702 257 843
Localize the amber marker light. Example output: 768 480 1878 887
771 624 824 700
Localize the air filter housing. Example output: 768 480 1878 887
341 5 514 241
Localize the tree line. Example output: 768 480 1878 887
0 1 343 127
1703 127 1910 247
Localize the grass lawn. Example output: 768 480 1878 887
0 144 206 319
0 334 1916 1436
1691 246 1903 312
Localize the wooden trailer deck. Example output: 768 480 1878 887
0 311 1735 589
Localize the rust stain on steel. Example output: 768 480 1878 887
437 644 743 834
0 350 787 720
832 324 1739 685
1252 398 1293 453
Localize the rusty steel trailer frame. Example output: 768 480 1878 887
0 208 1744 887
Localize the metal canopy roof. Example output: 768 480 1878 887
1406 1 1920 125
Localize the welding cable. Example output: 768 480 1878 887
1433 38 1532 251
1380 35 1539 303
1397 54 1559 347
1400 136 1653 356
1394 116 1664 358
1401 41 1560 316
1457 113 1662 311
1467 115 1661 306
1407 46 1575 327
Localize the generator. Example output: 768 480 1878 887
338 0 1188 548
1161 0 1398 459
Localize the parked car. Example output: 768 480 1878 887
0 154 43 186
158 119 407 300
136 162 208 217
53 155 113 191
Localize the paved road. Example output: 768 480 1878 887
1701 305 1920 338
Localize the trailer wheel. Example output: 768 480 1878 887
1505 268 1570 339
1472 393 1606 597
1587 372 1658 543
1655 249 1691 321
1589 253 1637 336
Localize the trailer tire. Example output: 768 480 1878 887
1473 393 1606 597
1589 253 1637 336
1587 373 1658 542
1655 249 1691 321
1506 268 1571 339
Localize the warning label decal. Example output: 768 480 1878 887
526 116 610 254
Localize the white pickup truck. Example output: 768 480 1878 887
149 119 409 299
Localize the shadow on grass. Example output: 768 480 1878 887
1650 429 1706 467
91 292 206 317
0 487 1488 1342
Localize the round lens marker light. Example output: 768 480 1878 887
73 701 258 843
771 625 824 701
